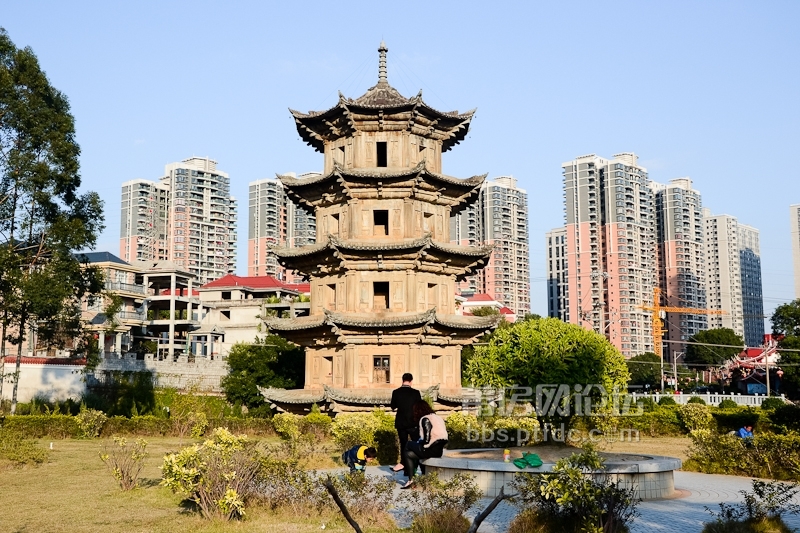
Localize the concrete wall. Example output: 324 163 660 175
90 353 228 393
0 361 85 403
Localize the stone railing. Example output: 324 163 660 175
630 392 788 407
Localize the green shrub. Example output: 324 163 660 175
331 412 382 450
679 403 714 431
718 399 739 409
76 408 108 438
161 427 262 520
510 448 638 533
373 412 400 466
761 398 787 411
688 396 707 405
686 430 800 480
1 415 80 438
658 396 677 406
99 436 148 490
101 415 172 436
770 404 800 433
712 409 760 434
635 397 658 412
624 407 683 437
490 416 540 446
444 412 481 449
272 413 302 440
0 429 48 465
300 408 332 440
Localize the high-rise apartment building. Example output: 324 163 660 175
653 178 707 348
450 176 530 317
556 153 655 358
545 227 568 321
792 204 800 298
120 157 237 285
247 176 316 281
738 223 764 346
703 211 764 347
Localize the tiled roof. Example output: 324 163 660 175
2 356 86 365
200 274 306 293
77 252 129 266
464 293 495 302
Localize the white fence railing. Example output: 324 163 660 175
630 392 788 407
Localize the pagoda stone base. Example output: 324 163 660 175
304 343 462 391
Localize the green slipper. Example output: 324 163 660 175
513 457 528 469
523 452 543 468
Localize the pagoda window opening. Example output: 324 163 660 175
374 356 390 383
335 146 345 166
373 210 389 236
326 283 337 310
373 282 389 309
376 142 388 167
329 213 340 236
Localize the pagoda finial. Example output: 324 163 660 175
378 41 388 83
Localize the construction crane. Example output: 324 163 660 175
639 287 726 390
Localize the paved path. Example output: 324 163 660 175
357 466 800 533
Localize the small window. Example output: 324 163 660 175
373 210 388 236
221 291 231 300
221 310 231 319
326 284 336 310
374 356 390 383
376 142 387 167
373 282 389 310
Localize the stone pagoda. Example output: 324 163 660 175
262 43 497 412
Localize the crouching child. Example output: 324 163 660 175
341 445 377 473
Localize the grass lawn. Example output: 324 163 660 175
0 433 692 532
596 435 691 462
0 436 397 533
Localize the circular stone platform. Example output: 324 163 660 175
422 447 682 501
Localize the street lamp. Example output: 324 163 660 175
673 351 685 391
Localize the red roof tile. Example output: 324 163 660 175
464 293 494 302
2 356 86 366
201 274 309 293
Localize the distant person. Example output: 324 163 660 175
390 373 421 472
736 425 754 439
341 444 377 473
400 400 449 489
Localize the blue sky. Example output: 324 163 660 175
3 1 799 324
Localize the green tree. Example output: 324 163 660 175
626 352 661 387
684 328 744 370
464 317 629 400
771 299 800 399
220 336 304 411
0 28 104 414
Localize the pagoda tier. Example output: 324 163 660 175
268 308 497 346
271 234 493 280
290 88 474 155
278 161 486 213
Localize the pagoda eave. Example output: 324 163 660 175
278 162 486 210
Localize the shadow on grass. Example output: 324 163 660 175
139 477 162 488
178 498 200 515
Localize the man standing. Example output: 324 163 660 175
390 373 422 472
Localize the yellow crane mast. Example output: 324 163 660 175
640 286 726 361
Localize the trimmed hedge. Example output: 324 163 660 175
686 429 800 480
0 415 80 438
711 409 762 434
102 415 172 436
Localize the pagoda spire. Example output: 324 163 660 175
378 41 388 83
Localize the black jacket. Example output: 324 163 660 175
390 385 421 429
